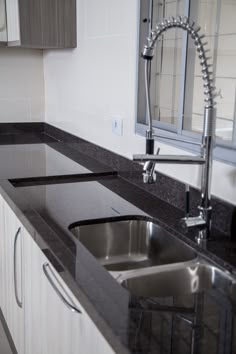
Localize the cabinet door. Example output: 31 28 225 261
24 227 42 354
40 0 76 48
5 0 20 42
0 0 7 42
70 296 116 354
0 194 5 307
24 230 115 354
41 259 116 354
18 0 42 47
24 230 74 354
3 201 24 354
17 0 76 48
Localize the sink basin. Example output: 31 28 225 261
119 260 236 297
69 217 236 299
69 217 196 271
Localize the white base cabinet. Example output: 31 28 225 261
0 195 116 354
24 229 115 354
1 197 24 354
0 194 4 309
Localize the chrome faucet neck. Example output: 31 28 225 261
143 16 216 110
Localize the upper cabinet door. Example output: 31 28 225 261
17 0 42 47
8 0 77 48
40 0 77 48
0 0 7 42
5 0 20 43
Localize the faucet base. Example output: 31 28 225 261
142 171 156 184
195 229 208 249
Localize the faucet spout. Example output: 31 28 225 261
133 154 206 165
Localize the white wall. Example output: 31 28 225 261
43 0 236 206
0 48 44 122
44 0 143 155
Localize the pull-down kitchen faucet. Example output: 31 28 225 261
133 16 216 243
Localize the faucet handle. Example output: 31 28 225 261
154 146 160 156
185 184 190 218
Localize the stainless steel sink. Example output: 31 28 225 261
69 217 236 299
119 260 236 297
69 217 196 271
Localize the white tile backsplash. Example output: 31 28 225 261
0 48 44 122
85 0 109 38
0 98 31 122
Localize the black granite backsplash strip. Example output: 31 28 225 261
46 140 117 173
0 132 57 145
0 122 45 135
44 123 235 237
0 122 56 145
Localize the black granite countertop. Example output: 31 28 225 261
0 130 236 354
0 137 115 179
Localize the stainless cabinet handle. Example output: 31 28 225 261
43 263 82 314
13 227 23 308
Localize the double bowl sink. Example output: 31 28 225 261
70 216 235 298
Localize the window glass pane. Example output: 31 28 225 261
150 0 185 129
184 0 236 144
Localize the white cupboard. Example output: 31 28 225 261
24 228 115 354
2 197 24 354
0 194 4 307
0 195 116 354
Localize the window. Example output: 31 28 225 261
137 0 236 164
